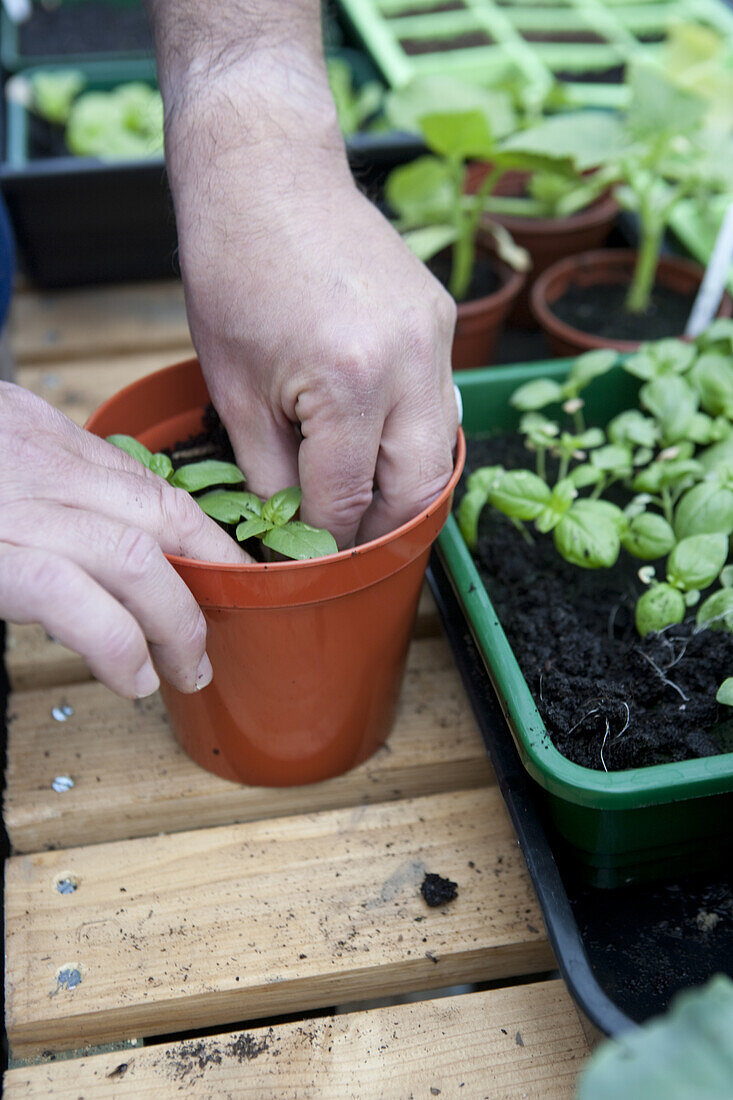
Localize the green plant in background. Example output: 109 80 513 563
326 55 383 136
382 79 588 301
29 69 163 159
458 327 733 696
501 56 733 313
576 975 733 1099
107 435 338 560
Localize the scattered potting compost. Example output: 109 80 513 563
3 0 733 1094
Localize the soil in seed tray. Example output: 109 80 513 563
521 30 607 44
428 251 500 302
551 282 694 343
385 1 466 15
18 0 153 57
401 31 493 54
28 113 67 160
462 434 733 772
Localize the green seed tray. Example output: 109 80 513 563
438 359 733 887
337 0 733 107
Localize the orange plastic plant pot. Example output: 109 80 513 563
86 358 465 787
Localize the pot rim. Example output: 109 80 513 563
86 363 466 573
491 191 618 237
530 248 732 354
455 250 526 318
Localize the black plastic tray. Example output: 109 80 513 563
427 550 733 1036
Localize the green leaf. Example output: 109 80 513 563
640 376 698 444
170 460 245 493
534 477 576 533
500 110 628 170
626 58 706 138
420 109 496 160
699 435 733 475
554 507 620 569
457 486 490 549
576 975 733 1099
564 349 619 395
510 378 563 412
235 516 271 542
262 487 302 526
621 513 676 560
698 318 733 354
607 410 658 449
197 490 264 524
32 69 85 125
263 521 338 560
687 412 715 445
717 679 733 706
674 480 733 539
488 469 551 520
689 352 733 418
721 565 733 587
633 458 703 494
400 224 457 262
570 464 604 489
697 588 733 632
466 465 503 495
385 156 455 227
385 77 515 140
625 339 696 380
590 444 632 474
635 583 686 637
667 533 729 591
148 452 173 480
573 498 628 536
106 434 154 468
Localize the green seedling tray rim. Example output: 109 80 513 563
439 358 733 812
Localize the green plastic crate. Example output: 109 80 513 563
439 359 733 887
337 0 733 107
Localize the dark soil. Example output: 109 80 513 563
521 30 607 44
462 434 733 772
18 0 153 58
551 282 694 343
167 404 235 468
421 872 458 906
428 251 500 303
386 1 465 15
28 113 67 160
554 65 624 85
401 31 493 54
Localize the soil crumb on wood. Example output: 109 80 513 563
421 872 459 906
462 434 733 771
161 1030 272 1081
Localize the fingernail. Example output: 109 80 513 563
134 659 160 698
195 653 213 691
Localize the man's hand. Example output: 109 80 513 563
150 1 459 549
0 384 248 698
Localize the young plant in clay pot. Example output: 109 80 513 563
510 60 733 353
444 323 733 886
86 359 465 788
383 78 574 368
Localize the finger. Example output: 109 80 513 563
0 542 160 699
219 398 300 502
2 503 212 693
357 402 457 545
37 457 253 565
296 405 382 549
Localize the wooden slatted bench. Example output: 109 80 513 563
2 281 591 1097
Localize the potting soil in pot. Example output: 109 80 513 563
462 435 733 773
551 283 696 343
428 252 500 302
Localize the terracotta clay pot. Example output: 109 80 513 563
452 250 525 370
86 359 465 787
531 249 733 357
466 164 618 329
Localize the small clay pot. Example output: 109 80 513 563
531 249 733 357
86 359 465 787
466 164 618 329
452 250 525 370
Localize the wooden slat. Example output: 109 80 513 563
5 788 554 1055
3 980 588 1098
10 282 191 364
4 637 490 853
6 588 440 694
16 352 187 426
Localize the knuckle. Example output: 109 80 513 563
163 485 208 545
21 549 70 601
176 608 208 657
102 617 145 667
116 526 162 584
